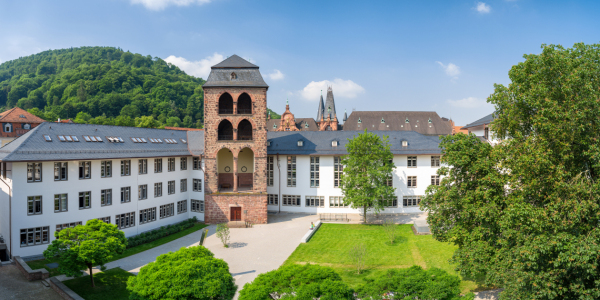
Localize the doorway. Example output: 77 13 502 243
230 207 242 221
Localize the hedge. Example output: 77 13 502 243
126 217 198 248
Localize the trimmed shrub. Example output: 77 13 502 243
126 217 197 249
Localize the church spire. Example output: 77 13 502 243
316 92 325 121
324 86 337 120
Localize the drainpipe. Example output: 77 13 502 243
0 176 11 260
276 153 281 213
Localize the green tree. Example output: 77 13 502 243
238 264 354 300
340 130 396 223
127 246 236 300
422 43 600 299
43 219 127 287
135 115 158 128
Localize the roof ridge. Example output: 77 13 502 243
0 123 44 160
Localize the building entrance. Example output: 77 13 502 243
230 207 242 221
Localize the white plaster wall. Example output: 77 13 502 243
0 163 13 257
469 126 501 145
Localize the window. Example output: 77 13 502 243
101 161 112 178
154 182 163 197
116 212 135 229
383 197 398 208
44 134 52 141
191 200 204 212
407 176 417 188
139 208 156 224
180 157 187 170
282 195 301 206
407 156 417 168
431 156 440 167
138 159 148 174
27 196 42 215
329 196 346 208
154 158 162 173
305 196 324 207
27 162 42 182
431 175 440 186
267 156 274 187
101 189 112 206
79 191 91 209
55 222 81 233
79 161 91 179
20 226 50 247
168 158 175 172
297 140 303 147
121 187 131 203
121 160 131 176
386 160 393 187
193 157 201 170
193 179 202 192
484 127 489 140
139 185 148 200
403 196 421 207
54 194 67 212
268 194 278 205
334 156 343 188
177 200 187 214
310 157 320 187
54 162 68 181
181 179 187 192
98 217 111 224
160 203 175 219
4 123 12 132
287 156 296 187
168 180 175 195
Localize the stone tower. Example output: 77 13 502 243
317 86 339 131
202 55 268 224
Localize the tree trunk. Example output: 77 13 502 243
88 264 95 287
363 205 367 224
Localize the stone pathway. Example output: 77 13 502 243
0 264 62 300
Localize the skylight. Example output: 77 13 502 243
141 138 147 143
84 135 91 142
157 139 163 143
117 137 124 143
95 136 103 142
180 139 186 144
90 136 97 142
71 136 79 142
131 138 138 143
65 136 73 142
58 135 66 142
43 135 52 142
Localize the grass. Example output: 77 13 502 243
63 267 133 300
284 223 483 293
26 222 207 277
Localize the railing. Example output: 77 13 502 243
319 213 349 222
15 129 30 136
219 109 234 114
237 109 252 114
218 135 233 141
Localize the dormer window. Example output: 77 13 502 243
381 118 385 123
23 123 31 130
230 72 237 80
19 114 25 118
405 118 409 123
3 123 12 133
267 141 271 146
332 141 338 147
402 140 408 147
428 118 432 123
358 117 362 124
305 123 309 128
273 124 277 129
297 140 303 147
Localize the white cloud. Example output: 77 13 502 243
476 2 491 13
129 0 211 11
447 97 486 108
436 61 461 78
268 69 285 81
300 79 365 100
164 53 224 79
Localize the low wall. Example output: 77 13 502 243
49 277 85 300
14 256 49 281
301 221 322 243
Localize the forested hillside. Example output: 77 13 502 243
0 47 280 128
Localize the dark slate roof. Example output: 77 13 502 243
267 130 441 155
324 88 337 120
266 118 320 132
187 130 204 156
203 55 268 88
0 122 201 162
316 95 324 121
461 112 495 129
211 55 258 69
343 111 453 136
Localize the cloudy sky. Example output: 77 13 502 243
1 0 599 125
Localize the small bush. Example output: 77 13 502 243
125 218 198 249
216 223 230 247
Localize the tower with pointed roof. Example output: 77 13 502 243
316 86 339 131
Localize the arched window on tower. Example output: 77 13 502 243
219 93 234 114
238 119 253 140
230 72 237 80
218 120 233 140
237 93 252 114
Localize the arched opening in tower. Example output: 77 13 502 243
218 93 234 114
237 93 252 114
238 147 254 190
238 119 253 140
218 120 233 140
217 148 234 191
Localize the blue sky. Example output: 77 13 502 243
1 0 599 125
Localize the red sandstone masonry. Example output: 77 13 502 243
205 194 267 224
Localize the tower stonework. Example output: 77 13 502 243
202 55 268 224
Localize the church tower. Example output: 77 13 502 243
202 55 268 224
317 86 339 131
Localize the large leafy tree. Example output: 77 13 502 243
422 43 600 299
43 219 127 287
340 130 396 223
127 246 236 300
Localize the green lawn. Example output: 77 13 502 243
284 223 483 293
63 267 132 300
26 222 207 277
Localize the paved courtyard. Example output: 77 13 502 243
0 264 62 300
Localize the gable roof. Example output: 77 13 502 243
266 118 320 132
0 107 45 123
461 112 495 129
343 111 453 136
211 54 258 69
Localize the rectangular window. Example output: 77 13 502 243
329 196 347 208
168 180 175 195
431 175 440 186
334 156 343 188
139 185 147 200
98 217 111 224
287 156 296 187
160 203 175 219
54 194 68 212
386 159 393 187
139 207 156 224
180 179 187 192
101 161 112 178
154 182 163 197
154 158 162 173
305 196 324 207
27 162 42 182
27 196 42 215
191 199 204 212
79 161 91 179
310 156 320 187
407 176 417 188
168 158 175 172
267 156 274 187
282 194 301 206
121 160 131 176
193 179 202 192
101 189 112 206
407 156 417 168
138 159 147 174
54 162 68 181
78 191 91 209
267 194 278 205
116 212 135 229
20 226 50 247
383 197 398 208
431 156 440 167
55 222 81 233
121 187 131 203
180 157 187 170
403 195 422 207
193 157 201 170
177 200 187 214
